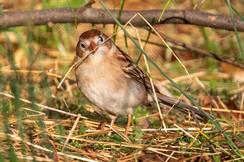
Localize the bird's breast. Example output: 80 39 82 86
75 56 147 115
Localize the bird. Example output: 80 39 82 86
74 29 210 134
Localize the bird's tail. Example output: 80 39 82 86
154 93 211 122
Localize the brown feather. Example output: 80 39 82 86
79 29 101 39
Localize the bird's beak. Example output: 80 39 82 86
88 41 97 54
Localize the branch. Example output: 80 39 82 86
0 8 243 31
155 30 244 69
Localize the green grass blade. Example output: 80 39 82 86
158 0 173 22
113 0 126 42
225 0 244 61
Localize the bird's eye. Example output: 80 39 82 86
80 42 85 48
98 35 104 43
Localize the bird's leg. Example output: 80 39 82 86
108 115 116 135
110 117 115 128
125 113 132 136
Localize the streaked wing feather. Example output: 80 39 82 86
115 45 152 91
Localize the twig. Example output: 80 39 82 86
0 8 243 31
146 147 178 160
165 151 175 162
0 68 76 84
0 92 86 118
202 107 244 114
174 124 195 139
155 30 244 69
57 58 82 89
7 134 97 162
61 114 81 152
50 134 216 155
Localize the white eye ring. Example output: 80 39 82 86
98 35 104 43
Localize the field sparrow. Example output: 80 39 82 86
74 29 209 133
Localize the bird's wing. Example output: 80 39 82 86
114 45 211 122
115 45 154 91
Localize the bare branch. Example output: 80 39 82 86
155 30 244 69
0 8 243 31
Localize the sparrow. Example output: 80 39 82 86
74 29 210 134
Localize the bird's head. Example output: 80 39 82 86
76 29 113 58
